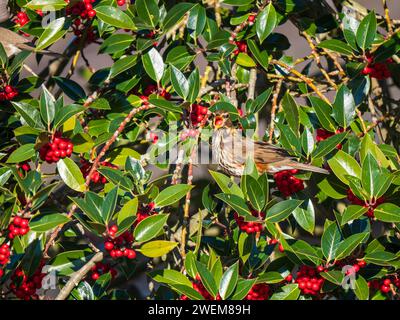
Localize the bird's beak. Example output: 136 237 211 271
213 116 224 129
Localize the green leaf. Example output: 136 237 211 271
101 187 118 224
223 0 253 6
215 193 257 222
170 66 189 99
270 284 300 300
48 250 94 276
321 221 342 261
117 197 138 233
54 77 86 101
163 3 195 31
57 158 85 192
187 68 200 103
327 150 362 184
245 176 265 211
136 0 159 28
318 39 354 55
219 262 239 300
301 128 314 156
361 153 381 198
312 132 348 159
354 275 369 300
360 134 390 168
333 85 355 128
142 48 164 82
230 279 257 300
257 272 284 284
356 11 377 50
374 203 400 223
335 233 369 260
134 214 168 242
96 6 136 30
364 251 397 266
99 34 134 54
238 232 253 264
26 0 67 11
188 5 206 39
154 184 193 207
170 284 204 300
40 85 56 126
209 170 243 198
247 40 269 71
265 199 303 223
150 269 192 287
309 96 336 132
109 55 137 79
341 205 368 225
195 261 218 298
0 43 8 67
320 270 344 285
282 92 299 134
36 17 69 51
139 240 178 258
12 102 44 129
236 53 256 68
256 3 277 44
292 198 315 234
30 213 70 232
54 104 85 129
6 144 35 163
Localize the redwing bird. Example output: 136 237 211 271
211 112 329 176
0 27 63 58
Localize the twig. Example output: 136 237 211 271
382 0 393 34
268 79 283 143
180 150 195 260
271 59 330 104
55 251 104 300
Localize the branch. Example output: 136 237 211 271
55 251 104 300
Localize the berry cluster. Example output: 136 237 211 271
190 102 209 126
268 238 284 252
0 85 18 101
90 262 117 281
8 217 30 239
245 283 270 300
234 210 265 234
117 0 126 6
181 275 221 300
370 276 400 294
274 169 304 197
316 128 344 149
10 266 45 300
0 243 11 266
347 189 385 218
180 129 199 140
39 133 73 164
143 84 171 100
295 265 324 296
362 54 393 80
16 162 31 177
66 0 96 21
14 11 29 27
233 41 247 56
135 202 156 226
104 225 137 259
80 160 117 184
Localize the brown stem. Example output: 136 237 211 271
55 251 104 300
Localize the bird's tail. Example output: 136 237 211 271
289 162 329 174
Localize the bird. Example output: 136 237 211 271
0 27 63 58
211 112 329 177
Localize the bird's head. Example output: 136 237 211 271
212 111 232 129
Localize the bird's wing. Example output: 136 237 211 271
0 27 31 45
